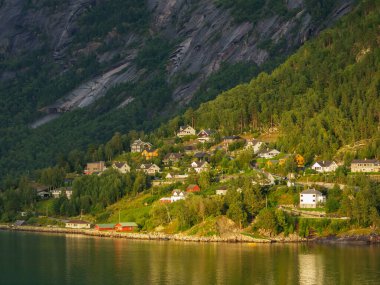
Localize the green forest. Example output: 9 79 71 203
0 0 352 180
160 0 380 163
1 0 380 239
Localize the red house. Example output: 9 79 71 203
94 223 115 231
186 184 200 193
159 197 172 204
115 222 138 232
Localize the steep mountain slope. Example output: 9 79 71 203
0 0 354 178
163 0 380 162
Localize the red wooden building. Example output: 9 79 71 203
94 223 115 231
115 222 138 232
186 184 200 193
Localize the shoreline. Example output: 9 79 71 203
0 224 272 243
1 224 379 244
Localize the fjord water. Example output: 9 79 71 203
1 231 379 285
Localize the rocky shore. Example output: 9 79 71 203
0 224 271 243
1 224 379 244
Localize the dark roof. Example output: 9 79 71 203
222 135 242 140
140 164 153 169
184 145 196 150
163 153 183 160
301 188 322 195
194 152 210 158
352 159 379 164
67 220 91 224
217 186 228 190
113 162 128 168
198 129 215 136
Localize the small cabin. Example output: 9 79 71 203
115 222 138 232
95 224 115 231
65 220 91 229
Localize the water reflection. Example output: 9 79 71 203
1 231 380 285
299 252 324 285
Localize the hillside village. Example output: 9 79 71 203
5 124 380 239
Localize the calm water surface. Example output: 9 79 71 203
0 230 379 285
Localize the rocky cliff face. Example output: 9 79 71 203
0 0 353 122
0 0 93 57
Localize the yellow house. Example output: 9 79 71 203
266 160 279 168
279 155 291 166
278 154 305 168
295 154 305 168
142 149 159 160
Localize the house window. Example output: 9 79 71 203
313 195 316 197
313 200 315 202
301 200 303 202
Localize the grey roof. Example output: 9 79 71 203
179 125 194 131
14 220 26 226
301 188 322 195
163 153 183 160
116 222 138 227
194 152 210 158
315 161 336 167
113 162 129 168
96 223 115 228
352 159 379 164
131 139 152 146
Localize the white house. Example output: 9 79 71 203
37 191 50 199
257 148 280 159
65 220 91 229
51 188 73 199
245 139 265 154
138 164 160 175
166 173 188 181
216 186 228 195
170 190 187 202
112 162 131 173
351 159 380 173
311 161 338 173
300 189 326 208
84 161 107 175
131 139 152 153
177 125 196 137
197 129 216 143
190 161 210 173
